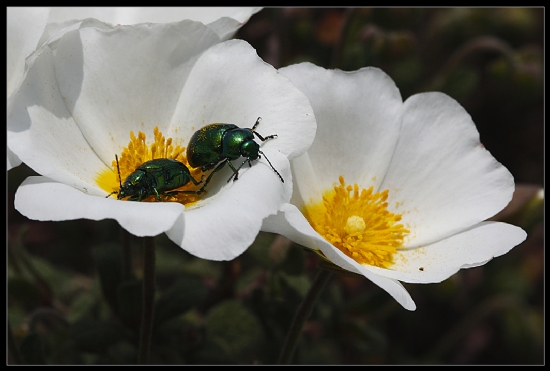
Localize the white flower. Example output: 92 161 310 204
262 62 527 311
7 6 261 170
8 21 316 261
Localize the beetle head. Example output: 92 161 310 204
241 140 260 160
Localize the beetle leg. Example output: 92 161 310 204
105 191 118 199
253 131 278 142
251 117 278 142
187 173 203 186
152 188 163 202
251 117 262 131
198 160 227 194
229 157 254 182
226 159 242 182
166 189 202 196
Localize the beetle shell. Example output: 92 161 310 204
187 124 240 169
118 158 200 201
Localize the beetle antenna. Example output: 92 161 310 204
106 154 122 199
115 154 122 189
259 150 284 183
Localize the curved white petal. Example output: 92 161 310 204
46 7 262 40
262 203 319 251
280 63 403 199
15 176 183 236
365 221 527 284
7 148 21 171
167 151 291 260
272 203 416 310
288 153 322 208
7 7 49 98
7 7 50 171
47 7 260 25
318 241 417 311
36 18 111 50
381 92 516 247
7 45 106 192
168 40 316 161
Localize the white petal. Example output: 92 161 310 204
35 18 112 59
262 204 319 251
167 150 291 260
168 40 316 161
7 46 106 192
311 238 416 311
288 153 322 207
7 7 50 172
46 7 260 41
7 144 21 170
381 92 516 247
280 63 403 200
53 21 220 165
15 176 184 236
366 221 527 284
7 7 49 97
47 7 260 26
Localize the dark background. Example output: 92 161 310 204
8 8 544 365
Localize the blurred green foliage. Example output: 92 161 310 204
8 8 543 365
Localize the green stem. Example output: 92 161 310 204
138 237 156 364
121 228 133 282
278 268 332 364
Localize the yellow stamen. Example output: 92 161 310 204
302 176 409 268
96 126 202 205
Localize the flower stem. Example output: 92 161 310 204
121 228 133 282
277 268 332 364
138 236 156 364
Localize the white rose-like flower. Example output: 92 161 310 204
8 21 316 261
262 63 527 311
7 6 261 170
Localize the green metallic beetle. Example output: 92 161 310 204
106 155 202 202
187 117 284 194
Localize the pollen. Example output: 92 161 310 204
96 127 202 205
302 176 409 268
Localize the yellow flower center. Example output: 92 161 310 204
302 176 409 268
96 126 203 205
